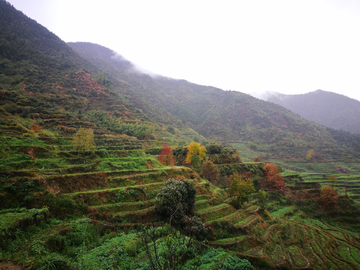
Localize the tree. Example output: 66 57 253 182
263 163 284 189
228 173 255 209
328 175 338 187
257 189 268 209
320 185 338 208
30 122 41 132
167 126 175 134
72 128 96 162
306 149 315 161
157 144 175 166
28 147 36 162
253 157 261 162
185 142 206 168
200 158 219 181
343 186 347 196
155 178 196 226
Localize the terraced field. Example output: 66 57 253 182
299 172 360 202
2 132 360 269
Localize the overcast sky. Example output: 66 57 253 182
7 0 360 101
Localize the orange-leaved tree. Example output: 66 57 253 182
30 122 41 132
185 142 206 168
263 163 284 189
157 144 175 166
28 147 36 161
320 185 338 208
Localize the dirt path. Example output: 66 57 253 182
0 262 26 270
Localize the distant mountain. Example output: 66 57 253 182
1 0 360 163
68 42 360 161
265 90 360 133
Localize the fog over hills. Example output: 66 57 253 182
258 90 360 134
68 42 360 161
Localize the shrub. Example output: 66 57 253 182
155 178 196 226
320 185 338 208
228 173 255 209
201 158 219 181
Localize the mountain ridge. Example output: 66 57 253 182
265 89 360 133
68 42 360 161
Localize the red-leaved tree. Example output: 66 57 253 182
158 144 175 166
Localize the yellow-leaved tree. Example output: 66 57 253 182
328 175 338 187
72 128 96 162
185 142 206 168
306 149 315 161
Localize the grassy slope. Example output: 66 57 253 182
68 42 360 165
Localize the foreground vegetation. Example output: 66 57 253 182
1 128 360 269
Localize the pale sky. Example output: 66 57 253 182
7 0 360 101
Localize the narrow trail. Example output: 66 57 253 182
298 248 311 269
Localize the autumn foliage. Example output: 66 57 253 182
263 163 284 189
320 185 338 208
200 158 219 182
30 123 41 132
28 147 36 161
72 128 96 161
306 149 315 161
157 144 175 166
185 142 206 167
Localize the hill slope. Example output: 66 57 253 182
0 0 207 144
68 42 360 162
266 90 360 134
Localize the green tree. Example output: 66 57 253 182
257 189 268 209
72 128 96 162
228 173 255 209
155 178 196 227
167 126 176 134
185 142 206 168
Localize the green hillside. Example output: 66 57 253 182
2 1 360 269
68 42 360 165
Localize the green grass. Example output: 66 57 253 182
270 206 295 217
230 142 260 161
